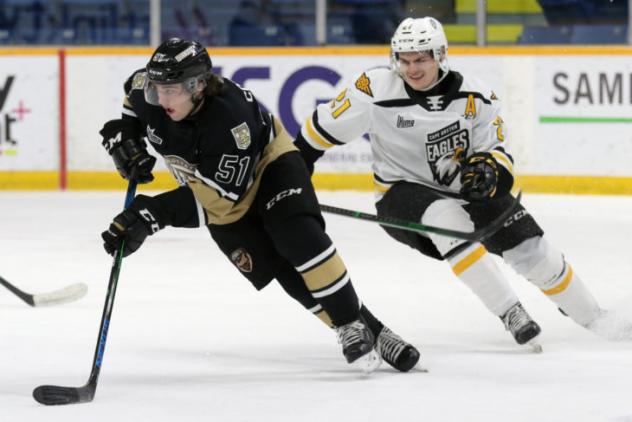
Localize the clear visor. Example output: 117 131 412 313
391 49 435 72
143 77 204 106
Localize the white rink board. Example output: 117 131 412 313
2 51 632 178
66 54 506 174
534 56 632 176
0 56 58 170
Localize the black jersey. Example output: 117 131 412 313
121 70 297 225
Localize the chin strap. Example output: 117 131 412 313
418 69 449 92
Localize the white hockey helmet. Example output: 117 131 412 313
390 17 449 73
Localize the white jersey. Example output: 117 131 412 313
299 67 513 199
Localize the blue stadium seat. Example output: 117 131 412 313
517 26 572 44
570 25 628 44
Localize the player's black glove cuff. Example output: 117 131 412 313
460 152 499 202
100 119 156 184
101 195 165 257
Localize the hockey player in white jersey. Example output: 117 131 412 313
294 16 623 348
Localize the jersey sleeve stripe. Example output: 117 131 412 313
312 112 346 146
306 116 334 150
491 150 514 174
373 177 391 193
122 106 137 118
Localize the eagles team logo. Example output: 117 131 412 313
231 122 251 150
230 247 253 273
426 122 470 186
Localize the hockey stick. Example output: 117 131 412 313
33 180 137 406
0 276 87 307
320 191 522 242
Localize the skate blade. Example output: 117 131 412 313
354 349 382 374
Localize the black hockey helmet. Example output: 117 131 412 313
144 38 213 106
146 38 212 83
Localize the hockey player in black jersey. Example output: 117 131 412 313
98 38 420 373
294 17 631 348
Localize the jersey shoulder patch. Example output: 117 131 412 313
354 72 373 97
351 67 404 103
124 68 148 94
131 72 148 90
231 122 251 150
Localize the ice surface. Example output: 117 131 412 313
1 191 632 421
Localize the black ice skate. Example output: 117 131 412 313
335 319 381 373
500 302 542 352
376 327 420 372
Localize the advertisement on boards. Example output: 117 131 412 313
0 56 58 170
67 52 506 174
535 56 632 176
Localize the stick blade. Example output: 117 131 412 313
33 384 93 405
32 283 88 307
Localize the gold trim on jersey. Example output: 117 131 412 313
189 117 297 225
315 310 333 327
305 116 334 149
452 245 487 276
491 150 514 174
541 265 573 296
373 177 391 193
301 251 347 291
492 116 506 142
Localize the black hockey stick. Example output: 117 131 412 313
33 180 137 406
0 276 87 307
320 191 522 242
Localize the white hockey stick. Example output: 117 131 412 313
0 275 88 307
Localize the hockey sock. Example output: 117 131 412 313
268 215 360 326
275 263 334 327
359 304 385 337
446 243 520 316
540 264 601 326
503 236 601 326
421 199 519 317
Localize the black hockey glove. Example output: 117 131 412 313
101 195 164 257
460 152 499 201
100 119 156 184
